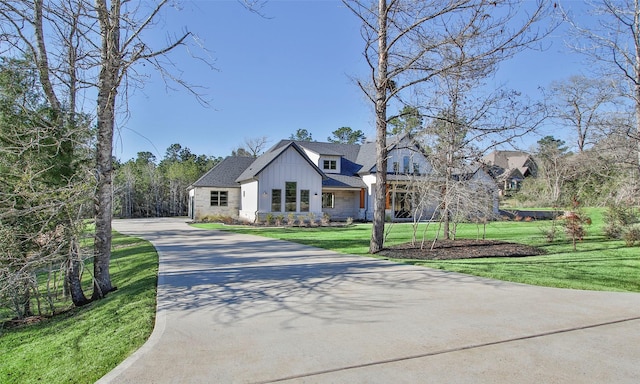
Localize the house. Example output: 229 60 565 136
481 150 537 196
188 136 498 223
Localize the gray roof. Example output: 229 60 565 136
323 174 367 189
356 142 377 174
189 156 255 189
193 136 430 190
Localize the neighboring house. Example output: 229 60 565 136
481 150 537 196
188 136 498 222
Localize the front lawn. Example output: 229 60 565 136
192 208 640 293
0 232 158 384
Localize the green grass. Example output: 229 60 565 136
193 207 640 293
0 232 158 384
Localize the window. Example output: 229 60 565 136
210 191 228 207
413 163 420 175
323 159 337 170
300 190 310 212
271 189 281 212
322 192 335 208
403 156 410 174
285 182 297 212
393 162 399 173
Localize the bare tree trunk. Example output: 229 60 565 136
65 239 89 306
92 0 120 299
370 0 389 254
636 79 640 177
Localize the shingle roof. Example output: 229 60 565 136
189 156 255 188
356 142 377 174
323 174 367 188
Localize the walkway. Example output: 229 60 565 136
98 218 640 383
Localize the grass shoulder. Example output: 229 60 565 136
0 232 158 384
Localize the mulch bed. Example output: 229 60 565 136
378 239 546 260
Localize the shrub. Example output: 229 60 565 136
275 215 284 226
603 205 639 239
287 213 296 226
321 213 331 226
265 213 274 226
307 212 316 226
346 217 354 226
622 224 640 247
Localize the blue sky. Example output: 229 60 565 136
114 0 589 162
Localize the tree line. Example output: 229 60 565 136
113 145 220 218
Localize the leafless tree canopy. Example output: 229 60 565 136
344 0 555 252
563 0 640 175
0 0 213 304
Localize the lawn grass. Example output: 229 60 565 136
192 207 640 293
0 232 158 384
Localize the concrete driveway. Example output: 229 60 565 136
98 218 640 383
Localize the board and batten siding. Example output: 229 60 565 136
239 146 323 222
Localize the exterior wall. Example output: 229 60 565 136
302 149 320 167
192 187 241 221
243 147 323 221
238 180 259 222
361 174 376 221
386 147 432 175
322 189 361 220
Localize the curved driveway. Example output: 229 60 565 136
99 218 640 383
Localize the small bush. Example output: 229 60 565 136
603 205 639 239
346 217 354 226
622 224 640 247
287 213 296 226
321 213 331 226
200 215 234 224
265 213 274 226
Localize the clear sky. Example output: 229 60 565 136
114 0 590 162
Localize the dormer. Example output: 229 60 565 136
319 155 341 174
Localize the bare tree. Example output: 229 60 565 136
548 75 618 152
0 0 211 302
242 136 269 157
563 0 640 175
343 0 554 252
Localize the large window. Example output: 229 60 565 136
271 189 281 212
403 156 410 174
322 192 335 208
210 191 228 207
323 159 337 170
285 182 297 212
300 190 310 212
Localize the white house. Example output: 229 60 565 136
188 136 497 222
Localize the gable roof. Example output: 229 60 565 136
236 141 325 183
483 150 531 169
189 156 255 189
482 150 535 180
356 135 424 174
